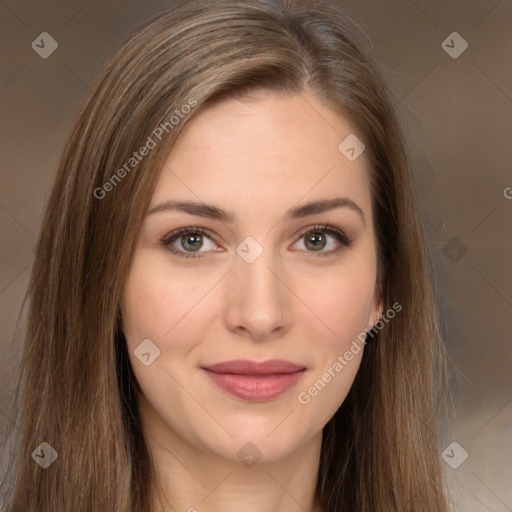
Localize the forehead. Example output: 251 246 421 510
151 91 372 219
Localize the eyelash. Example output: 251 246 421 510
160 224 354 259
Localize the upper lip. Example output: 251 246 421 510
201 359 306 375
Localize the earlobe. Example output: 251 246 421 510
367 310 383 331
368 286 383 330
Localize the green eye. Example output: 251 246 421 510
293 225 353 255
162 228 215 258
161 224 353 259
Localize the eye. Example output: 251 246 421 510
161 224 354 259
291 224 354 256
161 227 218 259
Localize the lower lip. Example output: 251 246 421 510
202 369 305 401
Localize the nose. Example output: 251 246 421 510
224 247 291 341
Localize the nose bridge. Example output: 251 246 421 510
224 238 290 338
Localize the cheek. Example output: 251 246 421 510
121 251 215 345
294 273 371 425
120 255 210 409
292 256 376 415
297 259 377 343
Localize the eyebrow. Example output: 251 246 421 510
147 197 365 226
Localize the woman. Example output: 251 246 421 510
1 0 451 510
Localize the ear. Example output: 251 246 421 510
367 282 383 330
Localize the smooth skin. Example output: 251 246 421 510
121 90 382 512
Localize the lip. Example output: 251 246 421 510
201 359 306 401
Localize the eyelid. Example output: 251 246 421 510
293 224 352 243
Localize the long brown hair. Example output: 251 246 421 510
1 0 451 510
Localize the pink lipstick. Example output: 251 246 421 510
201 359 306 401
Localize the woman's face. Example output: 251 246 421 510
121 91 382 464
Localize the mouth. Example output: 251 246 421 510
201 359 307 402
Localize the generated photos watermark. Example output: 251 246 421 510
93 97 197 200
297 302 402 405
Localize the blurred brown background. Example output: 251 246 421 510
1 1 511 510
